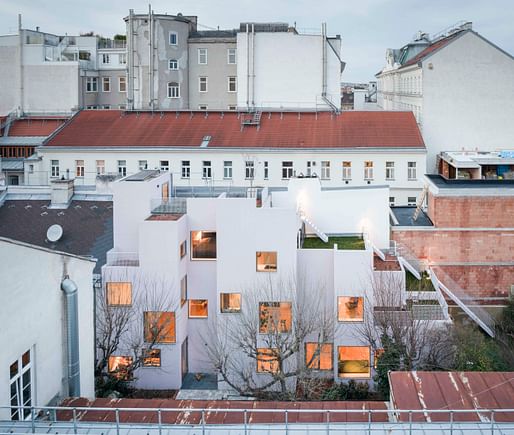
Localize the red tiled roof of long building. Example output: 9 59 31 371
8 118 67 137
45 110 426 149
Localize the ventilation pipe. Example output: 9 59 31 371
61 277 80 397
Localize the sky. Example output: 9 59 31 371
1 0 513 82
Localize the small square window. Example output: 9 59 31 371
169 59 178 70
106 282 132 306
191 231 216 260
144 311 176 343
338 296 364 322
189 299 208 318
257 348 278 373
256 251 277 272
108 356 133 380
220 293 241 313
305 343 333 371
259 302 291 333
338 346 371 378
143 349 161 367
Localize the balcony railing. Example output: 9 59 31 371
106 251 139 267
151 197 187 215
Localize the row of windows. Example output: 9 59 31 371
86 76 126 93
101 53 127 65
196 47 237 65
109 345 376 379
166 76 237 98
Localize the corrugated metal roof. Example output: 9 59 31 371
0 159 24 170
389 371 514 422
45 110 426 150
0 136 47 146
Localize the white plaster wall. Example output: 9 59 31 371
237 32 341 110
0 36 20 115
0 239 95 419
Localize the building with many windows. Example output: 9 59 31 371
27 110 426 206
376 21 514 169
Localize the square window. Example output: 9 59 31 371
144 311 176 343
143 349 161 367
408 196 417 206
257 348 278 373
138 160 148 170
160 160 169 171
191 231 216 260
189 299 208 318
259 302 291 333
106 282 132 306
220 293 241 313
108 356 133 380
338 296 364 322
305 343 333 371
168 59 178 70
338 346 370 378
256 251 277 272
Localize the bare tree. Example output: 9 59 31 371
95 269 178 383
203 275 338 399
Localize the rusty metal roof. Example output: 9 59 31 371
389 371 514 422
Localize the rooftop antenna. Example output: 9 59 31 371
47 224 63 242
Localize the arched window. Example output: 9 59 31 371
167 82 180 98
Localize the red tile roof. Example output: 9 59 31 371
8 118 67 136
59 398 389 424
389 371 514 422
45 110 425 149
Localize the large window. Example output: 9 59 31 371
180 275 187 306
102 77 111 92
189 299 208 318
144 311 176 343
108 356 133 380
9 350 32 420
143 349 161 367
228 76 237 92
198 48 208 64
202 161 212 179
223 161 233 179
256 348 278 373
106 282 132 306
227 48 236 64
191 231 217 259
86 77 98 92
167 82 180 98
321 161 330 179
385 161 395 180
220 293 241 313
364 161 374 180
342 161 351 180
256 251 277 272
199 76 208 93
338 296 364 322
282 161 294 179
169 59 178 70
259 302 292 333
245 161 255 179
75 160 84 177
338 346 371 378
305 343 333 371
408 161 417 180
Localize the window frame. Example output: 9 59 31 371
169 31 178 46
245 160 255 180
256 251 277 272
180 275 187 307
86 77 98 93
190 230 217 260
106 282 132 306
51 160 59 178
227 48 236 64
223 161 233 179
198 48 208 65
167 82 180 98
96 160 105 175
337 346 371 379
364 161 374 180
102 76 111 93
256 348 279 374
385 161 395 181
220 293 242 313
143 349 161 367
259 301 292 333
138 160 148 171
117 160 127 176
282 161 294 179
199 76 208 93
75 160 84 178
337 296 364 322
342 161 352 180
168 59 179 70
181 160 191 179
108 356 133 380
227 76 237 93
202 161 212 179
264 161 269 180
188 299 208 319
321 161 331 180
118 76 126 93
305 342 334 371
408 161 417 180
160 160 169 172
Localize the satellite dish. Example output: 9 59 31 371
47 224 63 242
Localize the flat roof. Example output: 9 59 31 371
390 206 433 227
427 174 514 189
124 170 161 181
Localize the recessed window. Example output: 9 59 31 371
408 161 417 180
338 296 364 322
75 160 85 177
385 161 395 180
199 76 208 93
51 160 59 178
144 311 176 343
167 82 180 98
108 356 133 380
282 161 294 179
169 32 178 45
342 161 351 180
321 161 330 179
191 231 217 260
228 76 237 92
118 160 127 176
364 161 374 180
119 53 127 65
180 275 187 307
137 160 147 171
198 104 208 110
106 282 132 306
198 48 208 64
189 299 208 318
102 53 110 64
86 77 98 92
408 196 417 206
220 293 241 313
227 48 236 64
259 302 291 333
245 161 255 179
119 77 126 92
96 160 105 175
169 59 178 70
257 348 278 373
227 105 237 111
256 251 277 272
143 349 161 367
305 343 333 370
338 346 371 378
180 240 187 258
102 77 111 92
202 161 212 179
181 160 190 179
160 160 169 171
223 161 233 179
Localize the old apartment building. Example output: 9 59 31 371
376 21 514 168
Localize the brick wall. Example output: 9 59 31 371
427 194 514 228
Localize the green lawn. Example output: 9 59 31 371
405 270 435 292
302 236 365 250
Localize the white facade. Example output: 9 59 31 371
103 172 403 390
377 28 514 169
30 147 426 206
0 237 95 420
237 29 342 110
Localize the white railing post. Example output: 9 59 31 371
72 407 78 434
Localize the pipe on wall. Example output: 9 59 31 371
61 276 80 397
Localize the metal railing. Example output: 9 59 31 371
150 197 187 215
0 404 513 434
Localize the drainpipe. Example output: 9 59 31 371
246 24 250 109
61 277 81 397
251 23 255 108
18 14 24 115
128 9 134 110
148 5 153 110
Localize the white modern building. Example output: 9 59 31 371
376 21 514 169
0 237 95 420
28 110 426 206
102 171 448 390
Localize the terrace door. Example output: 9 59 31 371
181 338 188 379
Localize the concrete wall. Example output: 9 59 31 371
0 36 20 115
0 239 95 419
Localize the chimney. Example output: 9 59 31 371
49 178 74 209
